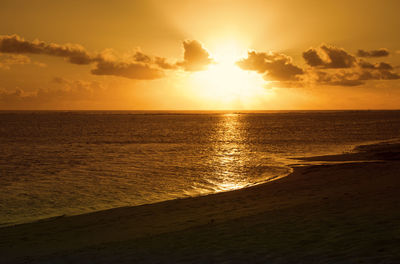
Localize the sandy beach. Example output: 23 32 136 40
1 142 400 263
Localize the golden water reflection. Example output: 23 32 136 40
210 113 250 191
207 113 292 192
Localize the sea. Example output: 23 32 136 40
1 110 399 226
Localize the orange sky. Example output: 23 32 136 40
0 0 399 110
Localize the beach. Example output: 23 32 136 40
1 141 400 263
2 1 400 262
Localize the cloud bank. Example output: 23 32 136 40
1 34 399 88
303 45 399 86
0 35 213 80
236 44 399 87
0 77 101 107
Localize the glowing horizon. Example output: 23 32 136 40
0 0 400 110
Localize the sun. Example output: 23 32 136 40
188 41 269 109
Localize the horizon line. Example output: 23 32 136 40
1 109 400 112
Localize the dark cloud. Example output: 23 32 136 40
303 44 356 69
0 34 93 65
235 46 394 87
236 50 304 81
302 48 324 67
89 50 173 80
379 70 400 80
301 44 399 86
312 67 400 87
2 34 399 88
0 35 214 79
359 60 393 70
155 57 178 70
177 40 213 71
0 34 174 80
379 62 394 70
91 60 164 80
131 51 177 70
314 70 365 86
132 51 152 63
357 48 389 58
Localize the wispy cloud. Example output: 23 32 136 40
0 53 31 69
0 77 103 107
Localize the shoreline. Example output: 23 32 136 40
1 141 400 263
1 138 385 229
0 163 293 229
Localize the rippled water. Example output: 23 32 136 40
1 110 400 225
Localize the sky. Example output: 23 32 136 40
0 0 400 110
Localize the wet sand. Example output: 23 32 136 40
1 142 400 263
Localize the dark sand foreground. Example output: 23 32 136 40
1 142 400 263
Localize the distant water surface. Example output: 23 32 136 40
0 110 400 225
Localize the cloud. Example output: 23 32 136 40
314 70 365 86
91 60 164 80
176 40 213 71
236 50 304 81
2 34 399 88
0 34 93 65
301 44 400 86
311 67 400 87
234 45 395 87
0 88 28 100
132 51 152 63
0 53 31 69
90 50 175 80
155 57 178 70
0 34 173 80
358 60 393 70
313 70 368 87
377 70 400 80
357 48 389 58
0 78 102 107
303 44 356 68
0 35 214 80
302 48 324 67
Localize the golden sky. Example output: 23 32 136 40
1 0 400 110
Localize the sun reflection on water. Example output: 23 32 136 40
210 113 250 191
205 113 292 193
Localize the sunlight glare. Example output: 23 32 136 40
189 41 269 109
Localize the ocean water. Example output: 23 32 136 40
1 110 400 225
